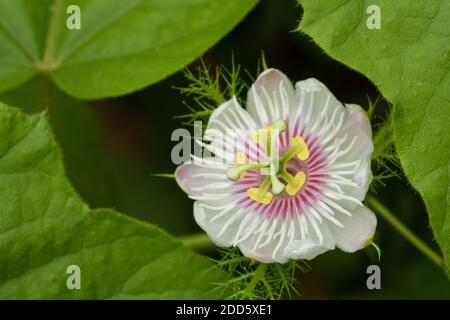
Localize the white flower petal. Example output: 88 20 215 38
238 215 335 263
344 104 372 139
247 68 295 126
338 104 373 161
204 97 258 160
194 201 247 247
175 162 230 196
283 238 333 261
329 205 377 253
322 104 373 209
292 80 372 211
352 159 373 200
292 78 346 137
205 96 257 137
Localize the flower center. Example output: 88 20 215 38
226 119 310 205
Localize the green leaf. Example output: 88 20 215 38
0 76 198 235
299 0 450 274
0 102 226 299
0 0 257 99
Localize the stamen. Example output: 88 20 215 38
251 127 270 145
251 119 287 144
270 169 285 195
258 176 272 197
234 119 288 201
280 170 306 196
233 152 248 179
279 170 296 185
271 119 287 132
280 142 301 166
247 176 273 205
234 152 248 165
227 162 270 181
248 188 273 205
292 136 310 160
280 135 309 167
288 172 306 195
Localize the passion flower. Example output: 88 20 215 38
175 69 376 263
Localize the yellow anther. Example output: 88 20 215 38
247 187 273 205
234 152 249 178
251 126 272 144
285 171 306 196
291 136 310 160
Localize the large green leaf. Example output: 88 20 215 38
0 102 226 299
0 77 197 235
0 0 257 99
299 0 450 273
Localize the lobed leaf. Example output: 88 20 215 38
0 0 258 99
299 0 450 274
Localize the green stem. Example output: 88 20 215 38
227 163 269 181
257 176 272 197
244 263 267 298
150 173 175 179
366 195 443 268
180 232 215 253
195 110 214 118
40 0 62 72
279 170 297 186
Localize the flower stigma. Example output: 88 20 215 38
226 119 310 205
